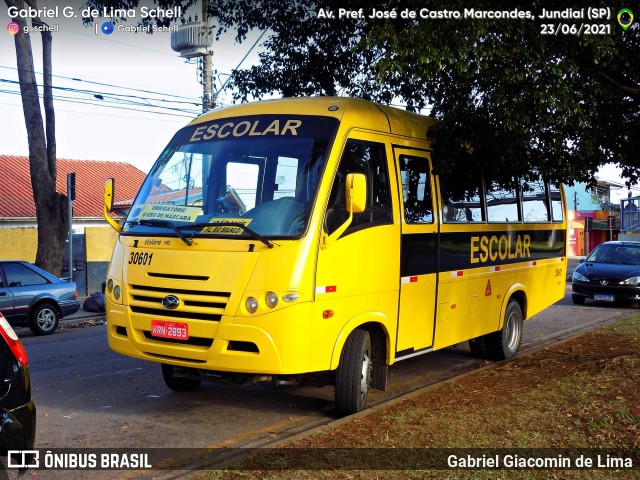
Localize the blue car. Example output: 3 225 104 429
0 261 80 335
572 241 640 305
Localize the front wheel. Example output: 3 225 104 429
485 300 523 360
161 364 201 392
572 294 585 305
335 329 372 416
29 303 59 335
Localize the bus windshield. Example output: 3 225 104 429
124 115 338 241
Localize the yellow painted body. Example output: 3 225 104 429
105 97 567 376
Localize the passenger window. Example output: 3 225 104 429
4 263 47 287
325 140 392 235
522 179 550 222
550 184 564 222
486 182 520 222
440 172 484 223
400 155 433 224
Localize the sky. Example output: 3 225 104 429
0 0 262 173
0 0 634 200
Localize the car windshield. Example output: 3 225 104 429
586 244 640 265
124 115 338 241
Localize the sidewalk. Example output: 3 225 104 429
61 297 105 326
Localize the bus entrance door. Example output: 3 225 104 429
395 150 438 356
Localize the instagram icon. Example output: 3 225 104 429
7 22 20 35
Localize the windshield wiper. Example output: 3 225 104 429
126 219 194 246
178 222 274 249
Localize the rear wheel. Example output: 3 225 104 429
29 303 59 335
468 336 488 358
484 300 523 360
572 294 585 305
161 364 201 392
335 329 372 416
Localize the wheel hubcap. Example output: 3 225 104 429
38 309 55 330
360 349 372 403
505 311 521 351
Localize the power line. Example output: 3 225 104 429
0 86 197 118
0 77 200 113
0 65 202 104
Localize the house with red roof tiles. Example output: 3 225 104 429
0 155 147 294
0 155 146 226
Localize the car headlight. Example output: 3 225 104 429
622 276 640 285
572 271 589 282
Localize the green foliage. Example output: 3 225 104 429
86 0 639 188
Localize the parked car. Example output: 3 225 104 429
0 312 36 458
572 241 640 305
0 261 80 335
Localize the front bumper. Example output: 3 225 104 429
572 282 640 302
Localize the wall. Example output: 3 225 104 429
0 225 118 296
85 226 118 294
0 227 37 261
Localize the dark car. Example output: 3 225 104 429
0 261 80 335
1 313 36 459
572 241 640 305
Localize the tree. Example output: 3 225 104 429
86 0 640 189
6 0 68 276
217 0 640 189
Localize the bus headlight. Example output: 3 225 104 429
113 285 121 300
107 279 114 293
246 297 258 314
265 292 278 308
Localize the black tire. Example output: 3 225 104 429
572 295 585 305
29 303 59 335
161 364 201 392
468 336 488 358
335 329 372 416
484 300 523 360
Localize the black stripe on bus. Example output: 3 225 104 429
401 229 566 277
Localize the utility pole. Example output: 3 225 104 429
67 173 75 280
170 0 214 112
201 0 213 112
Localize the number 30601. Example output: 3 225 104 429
129 252 153 265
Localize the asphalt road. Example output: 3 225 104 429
12 283 635 478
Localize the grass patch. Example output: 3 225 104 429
194 315 640 479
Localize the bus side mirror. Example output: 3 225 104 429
346 173 367 214
104 178 115 212
322 173 367 249
103 178 122 233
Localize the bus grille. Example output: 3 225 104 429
128 284 231 321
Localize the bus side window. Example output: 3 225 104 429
439 174 485 223
522 179 550 222
325 140 392 235
550 184 564 222
486 182 520 223
400 155 433 223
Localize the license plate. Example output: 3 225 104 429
594 294 614 302
151 320 189 340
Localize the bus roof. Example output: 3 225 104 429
191 97 438 142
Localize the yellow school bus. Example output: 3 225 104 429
103 97 567 415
